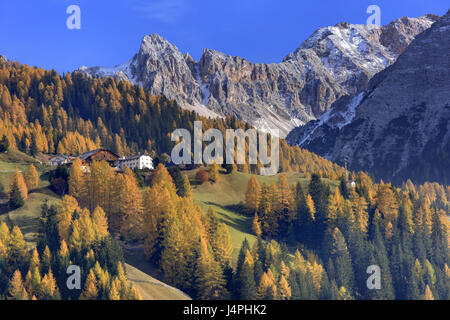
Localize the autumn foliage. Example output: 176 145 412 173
24 164 39 191
0 202 142 300
236 171 450 300
196 170 209 184
0 59 346 180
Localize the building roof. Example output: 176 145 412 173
77 148 119 160
120 154 152 161
49 154 70 160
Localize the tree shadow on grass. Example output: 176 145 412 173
0 202 10 215
203 201 252 235
190 180 203 187
31 187 58 197
224 203 246 215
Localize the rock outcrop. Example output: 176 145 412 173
80 15 437 137
287 11 450 184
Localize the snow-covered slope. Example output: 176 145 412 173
287 11 450 184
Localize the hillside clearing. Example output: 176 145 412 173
0 188 61 248
185 168 337 262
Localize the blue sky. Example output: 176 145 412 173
0 0 448 73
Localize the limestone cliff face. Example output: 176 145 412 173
79 15 437 137
287 11 450 185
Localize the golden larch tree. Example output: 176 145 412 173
7 226 28 273
424 285 434 300
143 185 175 258
182 174 193 199
8 270 27 300
24 164 39 191
208 162 220 183
210 222 233 268
376 184 399 222
305 194 316 220
87 160 114 214
151 163 176 196
252 213 262 237
69 220 82 251
92 206 109 239
327 189 344 225
80 269 98 300
257 272 276 300
194 237 227 299
109 279 121 300
245 175 261 214
10 168 28 200
78 208 97 246
277 173 295 222
57 195 79 243
278 275 291 300
119 169 144 240
29 248 40 271
68 158 85 201
40 269 58 299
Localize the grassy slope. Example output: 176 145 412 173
0 149 49 188
0 150 59 247
125 263 190 300
122 168 320 297
186 168 338 263
0 188 61 247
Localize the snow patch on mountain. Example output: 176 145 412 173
194 64 210 106
287 11 449 184
336 92 364 129
292 92 365 146
78 59 140 86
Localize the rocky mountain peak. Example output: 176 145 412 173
287 11 450 184
138 34 184 60
140 33 167 48
284 14 437 95
78 14 438 137
379 14 439 55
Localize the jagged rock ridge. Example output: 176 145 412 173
79 15 437 137
287 11 450 184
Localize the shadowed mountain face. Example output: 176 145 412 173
79 15 437 137
287 10 450 185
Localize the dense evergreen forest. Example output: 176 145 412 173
62 160 449 300
237 173 450 299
